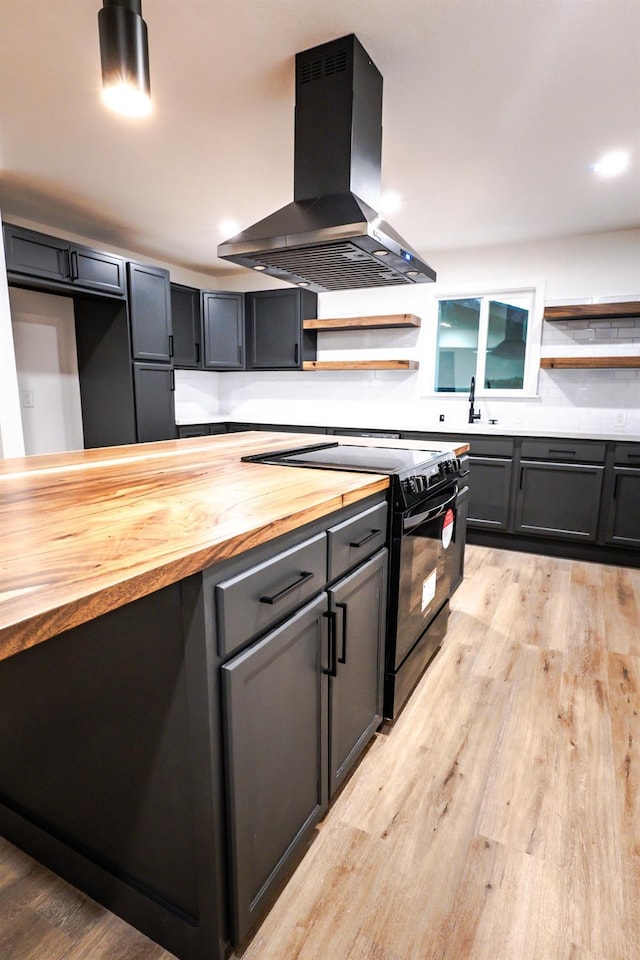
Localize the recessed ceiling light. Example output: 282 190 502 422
219 218 240 237
592 149 630 178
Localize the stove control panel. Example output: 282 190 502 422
397 456 460 510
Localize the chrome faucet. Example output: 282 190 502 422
468 376 481 424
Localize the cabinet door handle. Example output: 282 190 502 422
349 529 380 548
322 610 338 677
168 335 174 358
195 342 200 364
259 570 314 605
519 466 524 489
613 474 620 499
336 601 348 665
294 343 299 365
170 370 175 392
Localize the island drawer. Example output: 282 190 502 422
520 439 606 463
215 532 327 657
328 501 388 581
467 437 514 457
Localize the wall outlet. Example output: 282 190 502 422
21 389 34 408
614 411 626 427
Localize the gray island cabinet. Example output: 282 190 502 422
0 490 388 960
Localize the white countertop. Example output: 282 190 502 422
175 415 639 444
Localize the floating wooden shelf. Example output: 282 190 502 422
302 360 420 371
544 302 640 322
540 356 640 369
303 313 421 331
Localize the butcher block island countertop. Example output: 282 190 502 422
0 431 468 663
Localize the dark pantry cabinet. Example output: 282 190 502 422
3 223 126 297
245 288 317 369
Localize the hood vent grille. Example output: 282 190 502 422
255 241 404 291
300 48 348 84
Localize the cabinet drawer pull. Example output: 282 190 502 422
322 610 338 677
626 453 640 461
69 249 78 280
259 570 314 605
336 601 348 665
548 448 576 456
349 529 380 549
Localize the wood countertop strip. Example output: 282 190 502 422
0 432 468 663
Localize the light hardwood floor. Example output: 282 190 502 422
1 545 638 959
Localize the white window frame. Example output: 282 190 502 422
421 280 545 399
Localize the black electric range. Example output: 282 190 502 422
244 441 464 719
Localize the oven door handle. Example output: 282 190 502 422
402 487 457 532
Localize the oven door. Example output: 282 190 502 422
393 485 457 668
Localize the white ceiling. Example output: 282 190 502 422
1 0 639 282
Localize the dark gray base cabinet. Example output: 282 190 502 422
515 460 604 541
327 550 387 798
222 594 329 944
605 467 640 548
467 456 513 530
222 547 387 945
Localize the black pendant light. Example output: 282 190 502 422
98 0 151 117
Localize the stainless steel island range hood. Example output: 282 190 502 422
217 34 436 292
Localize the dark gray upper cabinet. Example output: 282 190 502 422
222 593 329 943
327 549 387 798
245 288 317 369
3 223 126 296
170 283 202 368
128 262 173 363
202 291 245 370
133 363 176 443
515 460 604 541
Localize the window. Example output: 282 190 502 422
434 290 538 395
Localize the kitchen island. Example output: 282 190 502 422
0 431 467 960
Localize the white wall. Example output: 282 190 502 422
214 228 640 437
0 209 25 458
10 288 84 455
